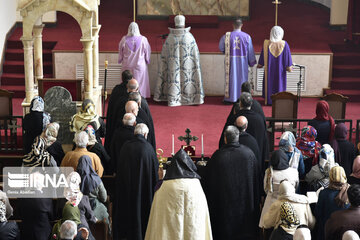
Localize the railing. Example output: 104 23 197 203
0 116 23 153
356 120 360 146
266 118 353 151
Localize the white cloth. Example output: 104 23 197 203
127 22 140 36
270 26 284 43
154 27 204 106
145 179 212 240
259 167 299 228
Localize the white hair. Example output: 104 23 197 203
343 231 360 240
270 26 284 42
123 113 136 126
74 131 89 148
60 220 77 239
127 22 140 36
134 123 149 136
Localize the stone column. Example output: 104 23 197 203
21 37 35 103
81 39 94 100
92 30 99 89
33 24 44 85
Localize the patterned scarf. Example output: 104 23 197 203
64 172 83 207
23 136 51 171
70 99 100 133
280 201 300 229
296 126 321 165
0 201 6 223
30 96 51 131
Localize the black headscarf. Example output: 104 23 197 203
164 149 200 180
270 150 289 170
76 155 102 195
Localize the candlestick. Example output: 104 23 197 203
172 134 174 156
201 134 204 155
133 0 136 22
272 0 281 26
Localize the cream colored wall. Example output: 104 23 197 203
16 0 57 23
330 0 349 25
0 1 17 63
54 52 331 97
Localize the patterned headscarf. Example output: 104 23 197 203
23 136 51 171
64 172 83 207
314 100 335 141
318 144 336 175
84 125 97 146
42 122 59 147
30 96 51 131
70 99 100 133
351 155 360 179
279 131 296 153
329 166 349 207
0 201 7 223
280 201 300 229
296 126 322 165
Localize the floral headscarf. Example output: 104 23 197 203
42 122 59 147
69 99 100 133
84 125 97 146
64 172 83 207
296 126 322 165
30 96 51 131
0 201 6 223
280 201 300 229
318 144 336 175
279 131 296 153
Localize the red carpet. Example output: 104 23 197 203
8 0 345 53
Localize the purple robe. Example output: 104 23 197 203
219 30 256 102
259 40 292 105
118 35 151 98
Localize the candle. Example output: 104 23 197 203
172 134 174 156
201 134 204 155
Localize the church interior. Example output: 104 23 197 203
0 0 360 239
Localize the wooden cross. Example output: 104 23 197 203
8 120 21 134
272 0 282 26
178 128 198 145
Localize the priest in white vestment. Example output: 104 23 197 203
145 149 212 240
153 15 204 106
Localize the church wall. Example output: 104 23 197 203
54 51 331 97
0 1 17 69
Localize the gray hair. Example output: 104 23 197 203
74 131 89 148
123 113 136 126
128 92 142 105
240 92 253 109
224 125 239 143
134 123 149 136
60 220 77 239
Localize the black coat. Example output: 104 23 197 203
20 196 53 240
0 222 20 240
47 140 65 166
137 108 156 149
23 111 44 154
113 134 159 240
226 99 265 124
204 142 260 240
110 125 135 171
87 142 111 174
337 139 356 176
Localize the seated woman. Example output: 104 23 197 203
85 125 111 173
23 96 51 154
334 123 356 176
348 155 360 184
296 125 322 174
0 200 20 240
77 155 109 226
263 181 315 239
279 131 305 178
308 100 335 145
305 144 338 191
70 99 105 144
315 166 350 240
259 150 299 229
42 122 65 166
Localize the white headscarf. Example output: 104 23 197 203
64 172 83 207
127 22 140 36
270 26 284 42
294 227 312 240
319 144 336 173
278 180 308 204
343 231 360 240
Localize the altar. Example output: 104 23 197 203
137 0 250 17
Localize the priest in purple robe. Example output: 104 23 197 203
118 22 151 98
257 26 293 105
219 18 257 103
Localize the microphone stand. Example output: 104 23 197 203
296 65 304 103
102 60 108 116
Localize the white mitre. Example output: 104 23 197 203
175 15 185 28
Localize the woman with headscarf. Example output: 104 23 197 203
305 144 338 191
279 131 305 178
70 99 105 143
23 96 51 154
0 200 20 240
85 125 111 173
308 100 335 145
296 125 322 173
43 122 65 166
118 22 151 98
257 25 293 105
259 150 299 229
145 149 212 240
77 155 109 226
334 123 356 176
315 166 350 240
348 155 360 184
263 181 315 239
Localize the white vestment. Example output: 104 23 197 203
153 27 204 106
145 178 212 240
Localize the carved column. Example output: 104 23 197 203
92 29 99 89
21 37 35 103
81 39 94 100
33 24 44 85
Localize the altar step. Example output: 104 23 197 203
0 39 56 99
